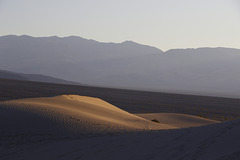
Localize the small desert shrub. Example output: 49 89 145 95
151 119 160 123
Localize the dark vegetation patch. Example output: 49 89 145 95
151 119 160 123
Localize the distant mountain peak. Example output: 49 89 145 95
63 35 86 39
122 40 136 44
19 35 34 39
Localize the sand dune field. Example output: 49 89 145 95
1 95 238 160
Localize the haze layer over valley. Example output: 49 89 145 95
1 35 240 98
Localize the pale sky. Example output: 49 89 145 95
0 0 239 51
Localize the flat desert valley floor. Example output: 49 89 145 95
1 78 240 159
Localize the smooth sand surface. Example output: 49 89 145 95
136 113 218 128
0 95 175 135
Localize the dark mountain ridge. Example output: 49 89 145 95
0 69 81 85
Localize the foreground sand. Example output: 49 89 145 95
1 119 239 160
1 95 238 160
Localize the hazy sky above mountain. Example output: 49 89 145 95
0 0 239 51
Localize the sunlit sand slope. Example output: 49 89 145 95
0 95 175 135
136 113 218 128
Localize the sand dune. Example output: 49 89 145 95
136 113 218 128
0 95 175 135
0 95 238 159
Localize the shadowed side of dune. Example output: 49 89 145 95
2 116 239 160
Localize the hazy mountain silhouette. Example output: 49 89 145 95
1 35 240 98
0 70 28 81
0 69 81 85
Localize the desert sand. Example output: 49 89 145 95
1 95 239 160
136 113 218 128
0 95 175 135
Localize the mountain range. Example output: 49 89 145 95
0 69 81 85
1 35 240 98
